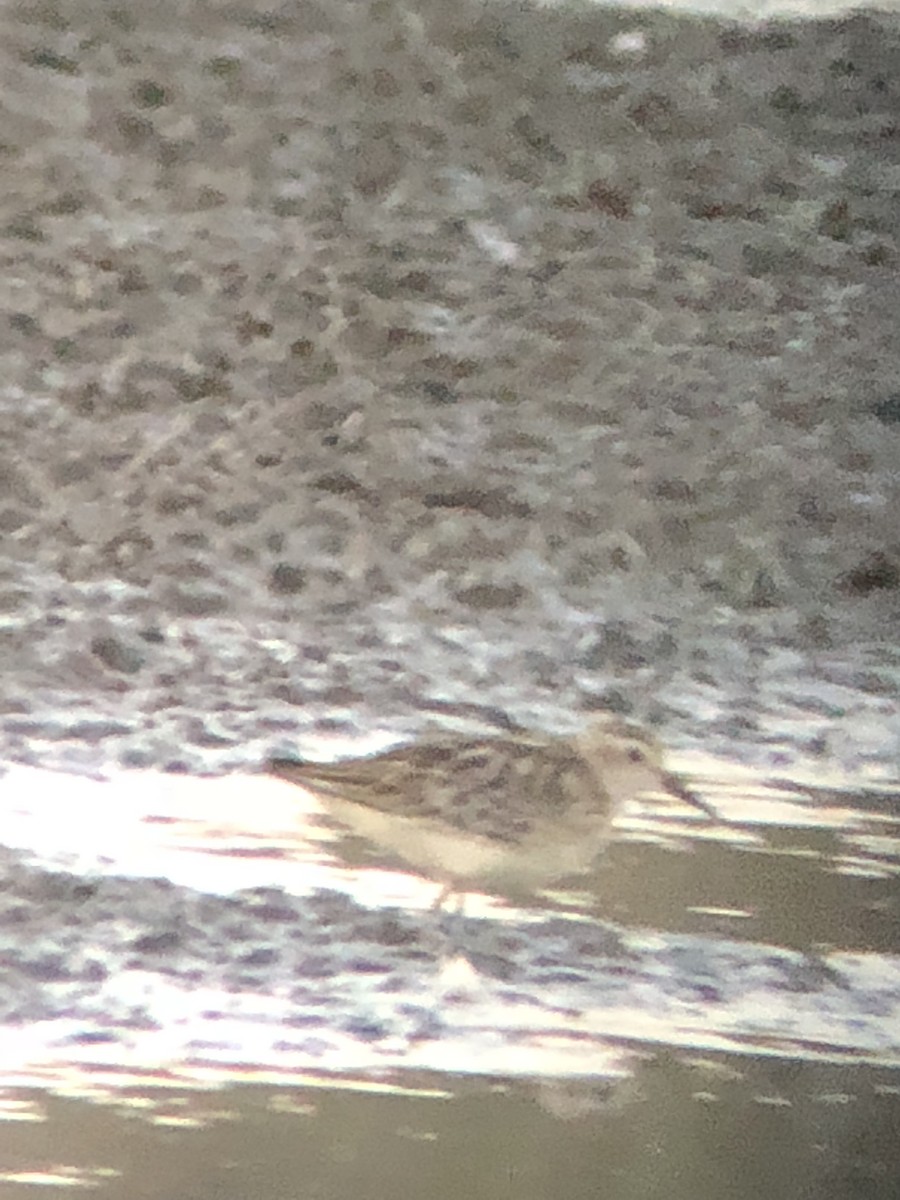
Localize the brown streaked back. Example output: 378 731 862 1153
267 728 610 845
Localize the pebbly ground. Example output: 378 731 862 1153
0 0 898 781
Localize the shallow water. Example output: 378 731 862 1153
1 748 897 1198
2 1061 899 1200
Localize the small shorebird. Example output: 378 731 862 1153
267 716 716 905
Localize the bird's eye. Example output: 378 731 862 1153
627 747 645 763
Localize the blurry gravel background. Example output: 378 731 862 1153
2 0 899 777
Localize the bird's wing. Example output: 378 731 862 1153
269 733 604 839
269 751 413 809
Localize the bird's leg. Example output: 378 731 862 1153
427 883 474 962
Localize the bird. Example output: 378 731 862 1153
267 715 716 906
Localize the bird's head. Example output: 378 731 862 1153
576 717 716 818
